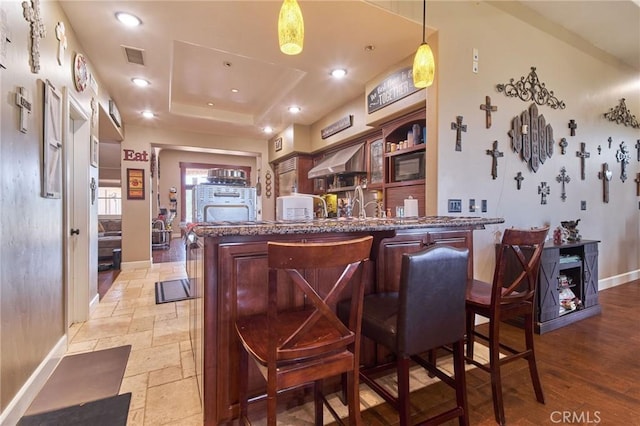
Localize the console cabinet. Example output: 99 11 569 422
536 240 601 334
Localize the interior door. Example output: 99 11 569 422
64 90 92 326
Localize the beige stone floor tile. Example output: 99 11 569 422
144 377 201 425
120 372 149 411
67 323 82 341
132 302 177 319
70 315 133 343
66 339 97 354
116 296 155 311
127 407 145 426
94 329 153 351
117 270 149 280
153 316 189 347
90 302 118 319
125 342 181 377
104 287 144 302
128 315 156 333
181 348 196 379
179 339 192 353
148 366 183 387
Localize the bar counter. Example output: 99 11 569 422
185 215 504 425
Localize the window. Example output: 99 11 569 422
98 186 122 215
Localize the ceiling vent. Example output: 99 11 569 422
122 46 145 66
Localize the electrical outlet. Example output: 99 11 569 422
473 48 479 62
481 200 487 213
469 199 476 213
448 199 462 213
472 61 479 74
581 200 587 211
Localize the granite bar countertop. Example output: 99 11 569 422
188 216 504 237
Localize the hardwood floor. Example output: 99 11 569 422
345 279 640 425
97 236 185 300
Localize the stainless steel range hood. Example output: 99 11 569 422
307 143 366 179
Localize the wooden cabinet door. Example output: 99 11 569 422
583 242 599 308
538 247 560 323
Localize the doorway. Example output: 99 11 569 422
63 90 95 327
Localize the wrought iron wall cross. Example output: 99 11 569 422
598 163 613 203
556 167 571 202
480 96 497 129
486 141 504 180
450 116 467 152
576 142 590 180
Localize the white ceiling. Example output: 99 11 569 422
57 1 640 164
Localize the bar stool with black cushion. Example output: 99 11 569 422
465 226 549 425
235 236 373 426
338 245 470 426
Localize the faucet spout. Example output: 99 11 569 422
353 185 366 219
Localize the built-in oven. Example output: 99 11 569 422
194 184 257 222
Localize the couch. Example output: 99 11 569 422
98 218 122 261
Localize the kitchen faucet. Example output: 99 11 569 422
353 185 366 219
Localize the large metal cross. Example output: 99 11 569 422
480 96 497 129
450 116 467 152
576 142 590 180
556 167 571 202
486 140 504 180
598 163 613 203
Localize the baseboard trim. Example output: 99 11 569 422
599 270 640 291
0 336 67 425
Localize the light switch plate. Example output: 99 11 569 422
481 200 487 213
473 48 479 61
448 199 462 213
469 199 476 212
581 200 587 211
472 61 479 73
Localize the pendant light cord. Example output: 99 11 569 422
422 0 426 44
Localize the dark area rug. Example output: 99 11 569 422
19 393 131 426
24 345 131 416
155 278 193 304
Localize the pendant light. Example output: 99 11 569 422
278 0 304 55
412 0 435 88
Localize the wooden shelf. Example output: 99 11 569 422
384 143 425 158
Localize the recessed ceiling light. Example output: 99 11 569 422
330 68 347 79
115 12 142 27
131 77 150 87
288 106 301 114
207 102 214 107
364 45 375 52
141 110 155 119
231 88 239 93
263 126 273 134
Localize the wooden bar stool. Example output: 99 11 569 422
339 245 470 426
235 236 373 426
465 227 549 425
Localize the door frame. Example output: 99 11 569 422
63 89 92 328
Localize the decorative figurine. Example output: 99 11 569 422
560 219 581 242
616 141 630 182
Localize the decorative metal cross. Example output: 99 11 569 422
538 182 550 205
559 138 568 155
608 136 613 149
576 142 590 180
22 0 46 74
556 167 571 202
515 172 524 190
635 173 640 197
598 163 613 203
480 96 497 129
635 139 640 161
597 145 602 155
615 141 630 182
568 119 577 136
450 116 467 152
15 87 32 133
55 22 67 66
486 140 504 180
90 177 97 205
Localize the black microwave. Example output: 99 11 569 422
391 150 425 182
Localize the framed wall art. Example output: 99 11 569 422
126 168 145 200
90 135 99 167
274 137 282 152
43 79 63 198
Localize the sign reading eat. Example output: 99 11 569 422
123 149 149 162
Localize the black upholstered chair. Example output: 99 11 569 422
339 245 469 426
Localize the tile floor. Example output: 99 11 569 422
67 261 201 425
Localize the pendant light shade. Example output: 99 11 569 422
412 42 435 88
412 0 435 88
278 0 304 55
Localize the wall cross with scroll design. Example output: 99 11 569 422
22 0 46 73
538 182 550 205
450 116 466 152
480 96 497 129
556 167 570 202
